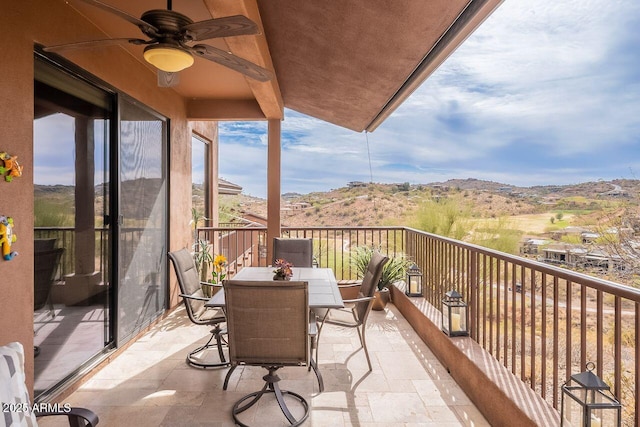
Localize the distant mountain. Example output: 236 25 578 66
428 178 640 197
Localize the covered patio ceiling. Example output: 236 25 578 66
42 0 502 131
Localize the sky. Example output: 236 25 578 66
219 0 640 198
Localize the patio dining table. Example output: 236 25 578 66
205 267 345 309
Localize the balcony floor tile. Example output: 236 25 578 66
39 304 488 426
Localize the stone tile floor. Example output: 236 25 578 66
39 304 489 426
34 305 106 394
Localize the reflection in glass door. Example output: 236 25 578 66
116 98 167 345
33 58 112 397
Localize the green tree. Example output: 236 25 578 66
410 198 470 240
470 217 523 255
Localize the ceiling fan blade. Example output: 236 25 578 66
190 44 273 82
43 38 148 52
183 15 259 41
71 0 159 36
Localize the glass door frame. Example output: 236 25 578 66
34 51 117 400
33 49 170 398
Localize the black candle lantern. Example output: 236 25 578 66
405 264 423 297
561 362 621 427
441 290 468 337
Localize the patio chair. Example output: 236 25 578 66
168 249 228 369
273 237 313 267
222 280 312 426
317 252 388 371
34 246 64 357
1 341 99 426
34 247 64 319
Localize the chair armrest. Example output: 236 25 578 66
309 315 318 337
35 406 99 426
337 281 362 300
179 293 210 302
337 282 362 288
200 281 223 288
342 296 374 304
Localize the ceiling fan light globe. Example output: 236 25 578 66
143 46 194 72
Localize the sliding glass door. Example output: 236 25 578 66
34 58 112 397
34 55 169 397
116 98 167 345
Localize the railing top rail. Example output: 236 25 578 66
198 226 267 231
197 226 406 231
282 226 407 231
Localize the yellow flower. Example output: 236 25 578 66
213 254 227 272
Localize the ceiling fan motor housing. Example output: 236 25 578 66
140 9 193 39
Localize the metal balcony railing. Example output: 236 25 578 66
38 224 638 424
197 225 639 425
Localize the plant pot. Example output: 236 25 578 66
372 288 390 311
201 283 215 298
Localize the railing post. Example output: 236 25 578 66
469 250 478 340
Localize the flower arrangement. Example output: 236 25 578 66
211 254 228 284
273 258 293 280
200 253 227 298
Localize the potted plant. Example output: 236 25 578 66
351 246 413 310
194 239 213 283
273 258 293 280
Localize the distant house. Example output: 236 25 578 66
287 202 310 210
551 226 590 241
541 244 588 266
348 181 367 188
540 243 626 272
601 189 629 197
520 238 548 255
218 178 243 195
581 249 625 271
581 232 600 244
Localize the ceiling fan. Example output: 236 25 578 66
44 0 273 83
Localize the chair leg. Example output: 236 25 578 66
215 331 226 363
223 364 239 390
272 380 304 425
187 326 229 369
310 356 324 392
47 296 56 319
360 324 372 371
355 323 364 348
231 367 309 427
314 309 331 374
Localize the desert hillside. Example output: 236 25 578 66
220 178 640 229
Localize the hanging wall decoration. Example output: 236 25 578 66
0 152 24 182
0 215 18 260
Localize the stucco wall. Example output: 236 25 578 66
0 1 217 390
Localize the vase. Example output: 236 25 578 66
201 282 214 298
273 274 291 281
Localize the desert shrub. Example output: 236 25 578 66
34 198 73 227
410 198 471 240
